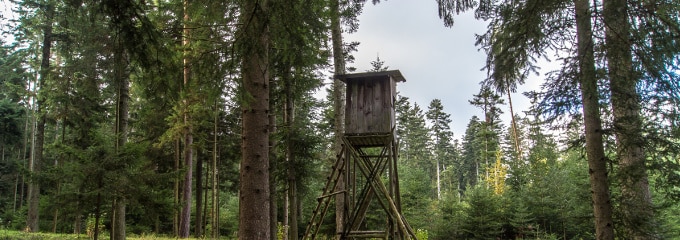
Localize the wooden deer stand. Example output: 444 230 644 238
303 70 417 239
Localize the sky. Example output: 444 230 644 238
0 0 548 139
344 0 544 139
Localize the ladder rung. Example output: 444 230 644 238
345 231 387 238
317 190 346 199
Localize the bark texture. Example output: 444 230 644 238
284 70 298 240
27 3 54 232
112 35 130 240
268 83 278 240
330 0 347 237
575 0 615 239
179 0 193 236
238 0 271 238
602 0 654 238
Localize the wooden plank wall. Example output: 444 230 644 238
345 76 395 134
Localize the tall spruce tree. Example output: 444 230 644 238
602 0 655 237
178 0 193 237
426 99 455 200
396 97 432 171
238 0 271 238
329 0 347 234
25 0 55 231
469 86 504 176
460 116 483 192
575 0 615 238
468 0 618 237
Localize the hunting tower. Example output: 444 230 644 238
304 70 417 239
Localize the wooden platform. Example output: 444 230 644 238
344 133 393 148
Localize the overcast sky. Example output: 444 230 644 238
0 0 548 139
344 0 544 139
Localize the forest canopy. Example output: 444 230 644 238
1 0 679 239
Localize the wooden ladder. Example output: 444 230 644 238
302 146 346 240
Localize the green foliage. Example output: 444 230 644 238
1 207 26 230
656 197 680 238
426 98 458 198
458 116 487 191
0 99 24 145
415 228 429 240
1 0 678 238
396 95 433 172
368 55 389 72
400 163 433 230
0 44 29 103
433 192 467 239
461 185 503 239
508 199 535 238
219 193 240 238
86 215 106 238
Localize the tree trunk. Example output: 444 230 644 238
203 160 209 235
195 152 203 238
436 158 441 200
173 139 180 236
602 0 654 238
574 0 615 239
238 0 271 238
112 31 130 240
283 191 289 240
269 79 279 240
94 179 103 240
195 152 203 237
52 124 61 233
179 0 193 237
506 87 521 158
16 105 30 213
284 69 298 240
74 209 82 235
27 3 54 232
212 101 220 239
179 128 193 238
13 173 19 213
330 0 347 237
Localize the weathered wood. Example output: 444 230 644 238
304 70 416 240
303 147 346 239
345 231 387 238
346 145 391 234
339 70 405 135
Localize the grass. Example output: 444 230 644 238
0 229 232 240
0 229 82 240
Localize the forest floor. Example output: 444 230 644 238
0 229 229 240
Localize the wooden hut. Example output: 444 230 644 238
304 70 416 239
338 70 405 136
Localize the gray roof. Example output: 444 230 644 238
336 70 406 83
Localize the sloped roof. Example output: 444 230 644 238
336 70 406 83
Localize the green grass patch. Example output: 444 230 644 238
0 229 84 239
0 230 233 240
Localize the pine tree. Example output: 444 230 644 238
469 0 618 237
426 99 455 200
469 86 504 179
329 0 347 234
459 116 483 192
238 0 271 238
485 150 507 195
396 97 432 172
575 0 615 237
461 185 503 239
368 54 389 72
602 0 655 237
24 0 55 231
